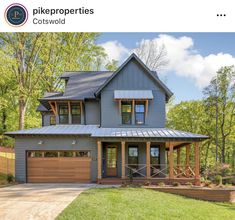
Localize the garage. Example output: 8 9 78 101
27 150 91 183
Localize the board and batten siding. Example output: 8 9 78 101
42 113 53 126
85 100 100 125
14 136 97 183
101 59 166 128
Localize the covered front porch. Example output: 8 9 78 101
96 139 201 185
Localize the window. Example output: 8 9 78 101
150 146 160 165
128 146 138 164
150 146 160 176
71 104 81 124
44 151 58 157
27 151 43 158
59 105 69 124
122 101 132 124
27 151 91 158
50 116 56 125
135 102 145 124
75 151 90 157
59 151 73 157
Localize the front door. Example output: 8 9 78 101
106 145 117 176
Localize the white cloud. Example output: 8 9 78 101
99 40 129 61
100 35 235 88
138 35 235 88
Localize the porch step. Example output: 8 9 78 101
98 178 123 185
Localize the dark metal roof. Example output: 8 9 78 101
114 90 154 100
40 71 113 101
36 104 50 112
5 126 208 140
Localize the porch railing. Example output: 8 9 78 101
124 164 195 179
125 164 147 177
173 165 195 178
150 164 168 178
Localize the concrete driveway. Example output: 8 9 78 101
0 183 97 220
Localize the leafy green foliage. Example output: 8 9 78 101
167 66 235 174
214 175 223 185
0 33 116 142
6 173 14 183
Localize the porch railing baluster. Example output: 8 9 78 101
123 163 195 179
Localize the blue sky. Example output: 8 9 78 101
96 33 235 103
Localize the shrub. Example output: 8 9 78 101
214 175 223 186
200 177 205 183
129 169 133 183
144 181 151 186
7 174 14 183
121 181 127 187
204 180 211 187
224 183 232 188
157 182 165 187
172 182 181 187
185 182 193 187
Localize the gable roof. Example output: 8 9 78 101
95 53 173 101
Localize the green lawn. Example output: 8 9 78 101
57 188 235 220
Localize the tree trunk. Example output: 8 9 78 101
215 95 219 163
19 98 27 130
232 145 235 171
221 136 226 163
2 109 7 132
204 142 210 168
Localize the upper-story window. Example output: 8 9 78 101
122 101 132 124
59 105 69 124
71 104 81 124
135 102 145 124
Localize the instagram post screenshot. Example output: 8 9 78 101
0 0 234 219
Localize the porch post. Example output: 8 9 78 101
194 142 200 181
185 144 190 177
146 141 151 179
97 140 102 180
121 141 126 179
177 148 181 174
169 142 174 179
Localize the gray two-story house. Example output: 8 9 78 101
6 54 207 185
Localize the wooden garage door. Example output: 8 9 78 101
27 151 91 183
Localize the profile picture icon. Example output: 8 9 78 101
5 3 28 27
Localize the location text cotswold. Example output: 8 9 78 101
33 7 94 16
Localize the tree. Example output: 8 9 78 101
167 101 217 169
203 66 235 163
0 50 17 133
0 33 107 130
105 59 118 71
134 39 168 71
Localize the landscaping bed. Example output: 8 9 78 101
146 185 235 203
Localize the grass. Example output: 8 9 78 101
57 188 235 220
